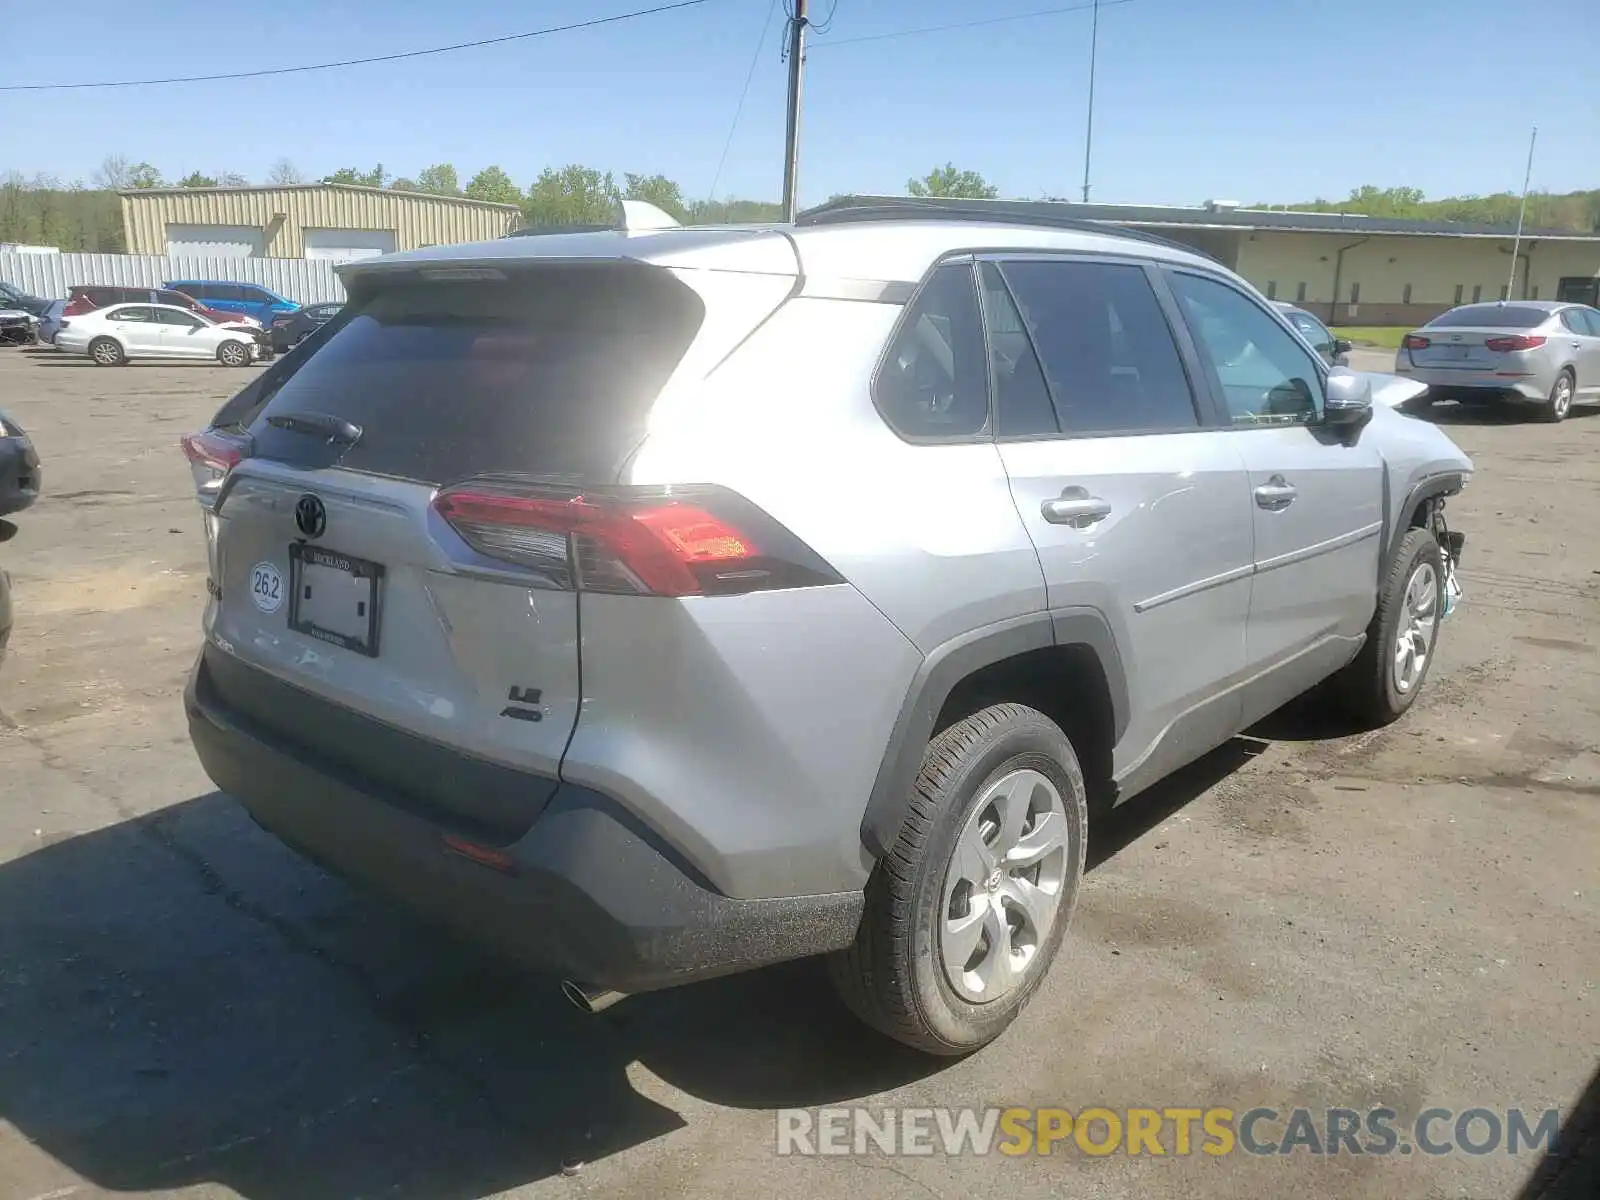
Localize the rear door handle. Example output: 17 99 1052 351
1254 475 1298 510
1041 488 1112 527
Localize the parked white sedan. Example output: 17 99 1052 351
53 303 261 367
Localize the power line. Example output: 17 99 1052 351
707 0 783 202
0 0 710 92
810 0 1133 49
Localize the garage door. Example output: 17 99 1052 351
303 228 397 263
165 224 265 258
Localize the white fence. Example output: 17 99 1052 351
0 252 346 305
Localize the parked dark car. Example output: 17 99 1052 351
0 309 38 346
0 280 50 317
1273 301 1351 366
0 411 41 518
268 301 343 352
165 280 299 326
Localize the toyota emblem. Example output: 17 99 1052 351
295 493 327 539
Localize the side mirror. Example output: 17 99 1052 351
1333 338 1353 355
1324 367 1373 427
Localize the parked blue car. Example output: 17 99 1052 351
163 280 299 326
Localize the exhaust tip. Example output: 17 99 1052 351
562 980 627 1014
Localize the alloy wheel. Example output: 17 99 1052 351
1392 561 1439 695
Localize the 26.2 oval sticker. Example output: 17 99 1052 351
249 561 284 613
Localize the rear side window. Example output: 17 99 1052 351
171 283 208 299
246 265 706 485
1170 271 1324 426
107 306 152 322
1429 305 1549 328
874 261 990 439
997 259 1199 434
980 262 1057 437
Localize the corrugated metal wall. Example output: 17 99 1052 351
120 186 520 256
0 252 346 304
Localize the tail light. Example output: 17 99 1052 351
63 296 93 316
1401 334 1431 350
180 429 250 504
433 480 843 597
1484 334 1545 352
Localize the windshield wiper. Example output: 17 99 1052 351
265 412 363 446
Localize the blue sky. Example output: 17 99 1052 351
5 0 1596 207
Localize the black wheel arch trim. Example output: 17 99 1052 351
859 608 1128 858
1388 472 1464 565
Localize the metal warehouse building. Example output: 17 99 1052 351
1061 201 1600 325
119 184 521 262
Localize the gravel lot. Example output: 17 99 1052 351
0 346 1595 1200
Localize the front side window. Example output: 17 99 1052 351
874 262 989 439
1169 271 1325 427
155 308 204 328
996 258 1199 434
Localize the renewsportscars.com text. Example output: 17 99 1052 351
775 1105 1563 1158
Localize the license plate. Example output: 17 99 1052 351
1448 345 1474 360
288 543 384 656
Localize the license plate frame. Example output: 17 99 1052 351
287 543 384 657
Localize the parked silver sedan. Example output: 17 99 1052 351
1394 300 1600 421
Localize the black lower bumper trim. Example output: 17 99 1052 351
185 651 864 993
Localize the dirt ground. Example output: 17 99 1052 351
0 345 1595 1200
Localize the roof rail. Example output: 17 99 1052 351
795 195 1219 262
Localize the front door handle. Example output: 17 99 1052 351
1254 475 1298 511
1041 488 1112 527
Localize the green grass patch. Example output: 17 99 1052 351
1332 326 1410 350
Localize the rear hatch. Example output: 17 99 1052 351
202 249 797 840
1404 305 1552 370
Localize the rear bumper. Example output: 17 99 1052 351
184 649 864 993
1394 365 1547 402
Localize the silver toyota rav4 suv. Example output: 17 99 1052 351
182 197 1473 1054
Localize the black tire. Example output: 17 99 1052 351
217 340 251 368
829 703 1088 1055
88 337 124 367
1539 370 1574 423
1335 526 1446 726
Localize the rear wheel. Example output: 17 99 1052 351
88 337 124 367
217 340 251 368
829 703 1088 1055
1540 370 1574 422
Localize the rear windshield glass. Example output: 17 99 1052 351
1428 305 1550 329
244 265 704 485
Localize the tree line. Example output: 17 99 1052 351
1264 185 1600 234
3 154 1596 255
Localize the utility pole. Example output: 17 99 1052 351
1506 125 1537 300
1081 0 1099 203
781 0 809 223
